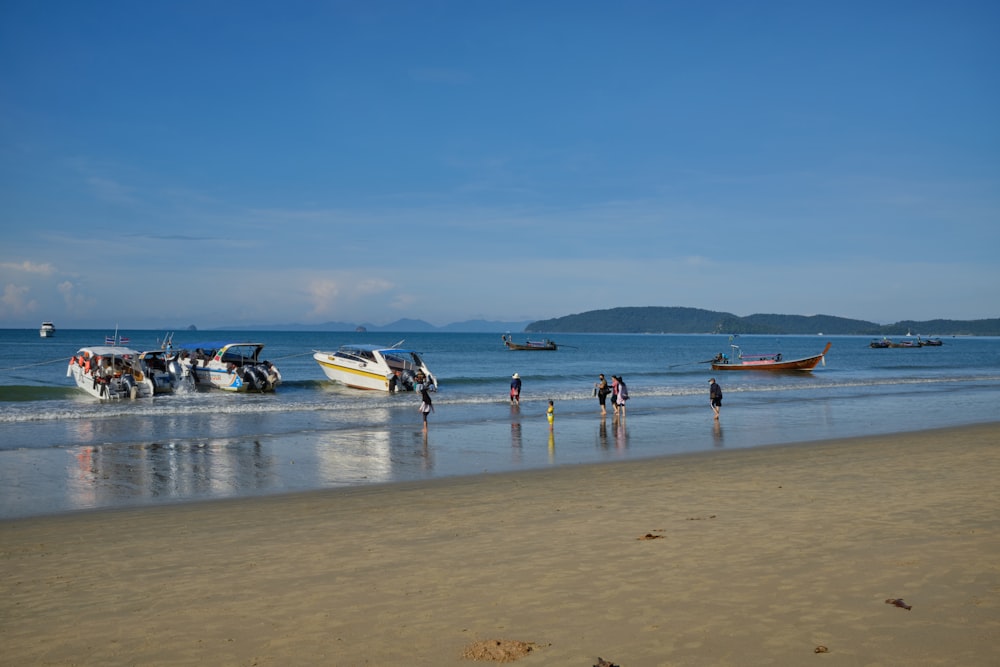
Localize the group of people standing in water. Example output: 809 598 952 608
421 371 720 430
594 373 629 417
596 374 721 420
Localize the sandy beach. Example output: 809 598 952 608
2 423 998 666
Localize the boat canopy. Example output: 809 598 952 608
338 344 421 355
175 341 265 351
76 345 139 357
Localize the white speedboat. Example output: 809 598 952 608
67 344 194 400
176 342 281 392
137 348 195 394
313 343 437 392
39 322 55 337
67 346 153 400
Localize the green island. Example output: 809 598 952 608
525 306 1000 336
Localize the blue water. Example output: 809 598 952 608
2 329 998 519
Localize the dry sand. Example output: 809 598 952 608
2 423 999 666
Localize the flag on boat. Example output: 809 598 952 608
105 336 115 345
119 336 129 344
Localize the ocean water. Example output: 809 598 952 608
2 329 998 519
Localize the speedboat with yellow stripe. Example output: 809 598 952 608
312 343 437 392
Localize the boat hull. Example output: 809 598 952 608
505 342 558 351
313 345 436 392
502 335 557 350
314 354 392 391
712 342 831 372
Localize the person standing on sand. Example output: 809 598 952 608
547 400 554 428
709 377 722 420
510 373 521 405
419 386 434 429
595 374 610 415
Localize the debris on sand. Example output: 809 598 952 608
814 645 830 653
885 598 912 610
595 658 621 666
461 639 538 662
638 533 664 540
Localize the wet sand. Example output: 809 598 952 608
2 423 999 666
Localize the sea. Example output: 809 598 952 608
2 329 998 520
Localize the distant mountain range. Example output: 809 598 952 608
217 318 533 333
524 307 1000 336
214 307 999 336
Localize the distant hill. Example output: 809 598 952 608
525 307 1000 336
215 319 532 333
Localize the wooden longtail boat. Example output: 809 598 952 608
502 334 558 351
711 341 831 371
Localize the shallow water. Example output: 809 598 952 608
2 329 998 519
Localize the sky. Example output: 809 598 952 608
2 1 998 330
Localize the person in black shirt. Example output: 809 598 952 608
709 378 722 420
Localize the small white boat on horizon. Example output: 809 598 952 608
39 322 55 338
313 343 437 392
176 342 281 392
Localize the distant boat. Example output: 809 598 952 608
870 336 939 348
39 322 55 338
711 340 831 371
502 334 558 351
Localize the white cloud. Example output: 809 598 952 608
0 261 56 276
304 276 395 320
57 280 95 316
306 279 341 318
0 283 37 316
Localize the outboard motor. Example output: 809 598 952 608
400 369 415 391
121 373 138 400
240 366 259 391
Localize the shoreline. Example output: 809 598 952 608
3 422 999 665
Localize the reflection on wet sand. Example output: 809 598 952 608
510 423 522 463
614 416 628 450
66 439 270 511
713 420 724 446
315 429 394 484
57 404 458 514
597 416 609 450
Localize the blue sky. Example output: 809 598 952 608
2 1 998 329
